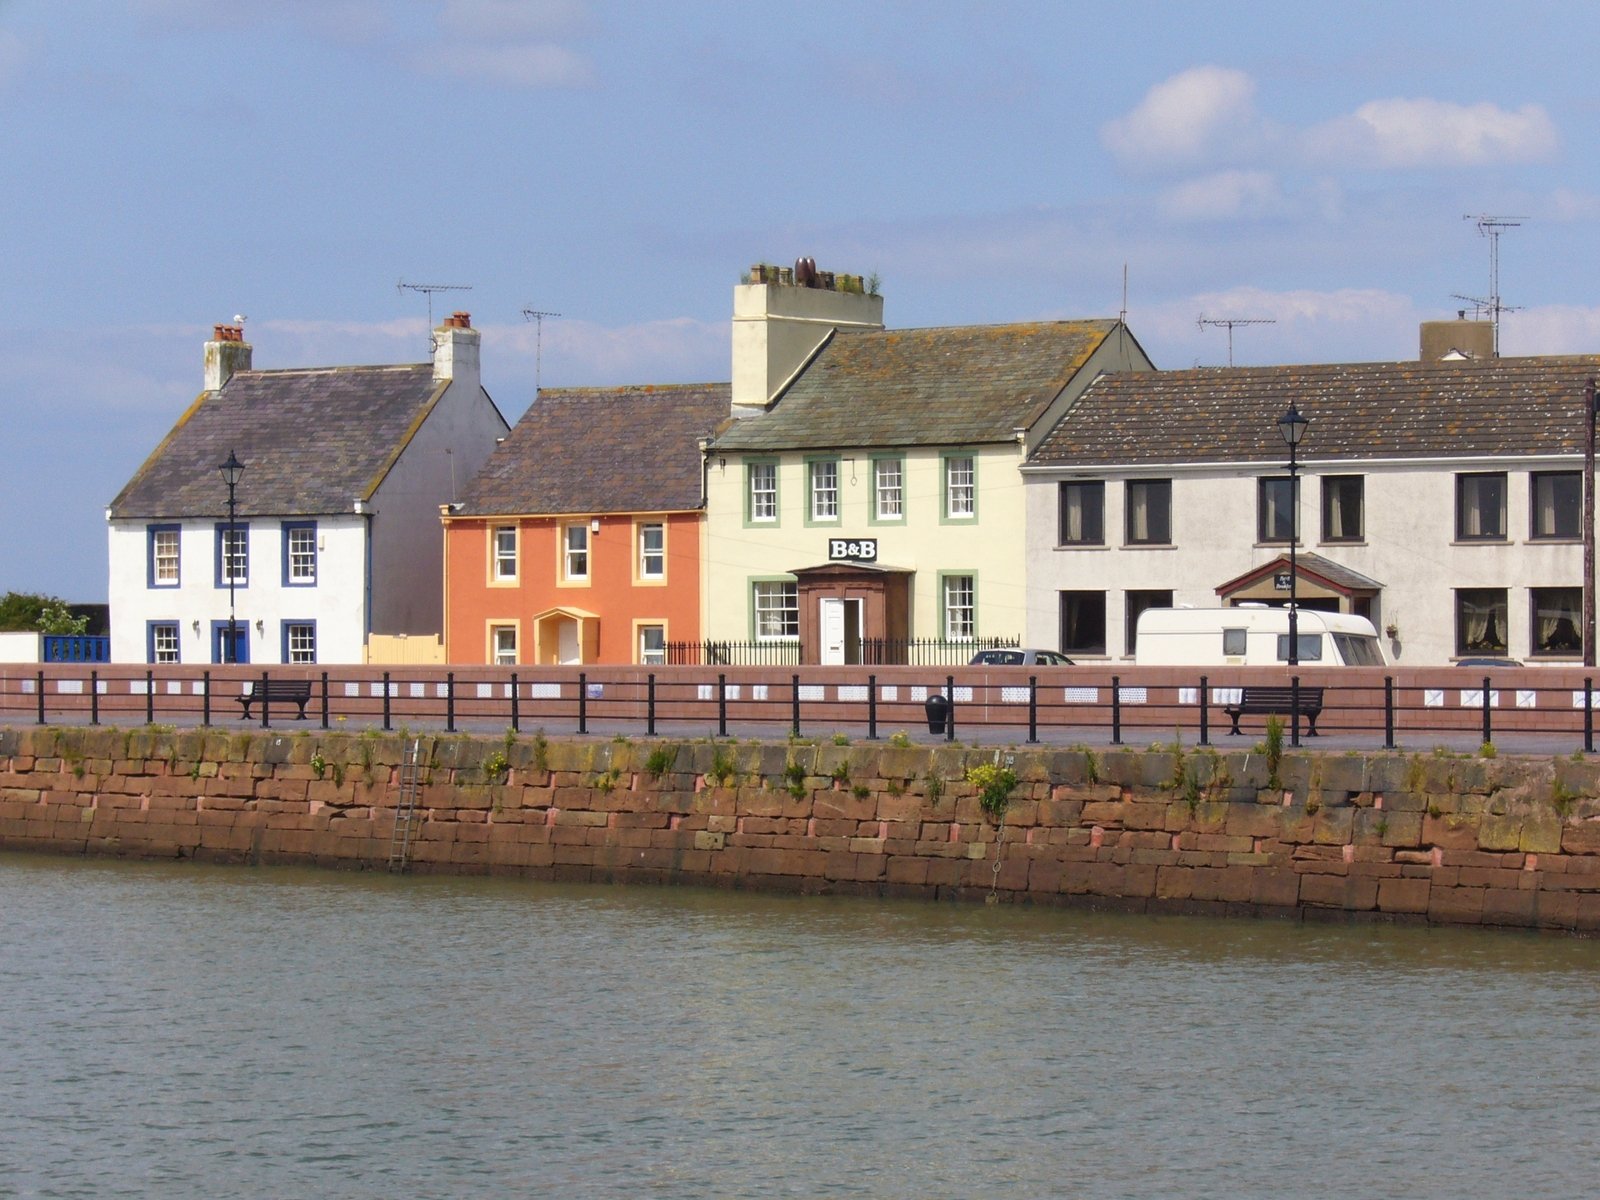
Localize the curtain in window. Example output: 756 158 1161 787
1535 590 1582 653
1128 486 1151 542
1460 592 1505 652
1062 489 1087 541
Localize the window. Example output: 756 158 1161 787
808 458 839 522
1058 481 1104 545
493 526 518 580
215 523 248 587
639 624 666 665
1322 476 1364 542
283 521 317 585
1456 473 1506 541
283 622 316 664
753 580 799 639
1060 591 1107 656
638 522 665 580
942 574 976 641
1257 477 1295 543
1456 588 1509 656
1531 587 1582 657
944 454 976 520
148 525 180 588
872 457 904 521
1125 590 1172 656
563 523 589 581
1531 472 1580 540
1125 479 1171 545
490 624 517 666
147 621 179 664
748 460 778 523
1275 631 1325 662
1223 627 1248 657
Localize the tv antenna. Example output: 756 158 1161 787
1197 314 1275 366
397 279 473 335
1451 214 1525 357
521 308 562 392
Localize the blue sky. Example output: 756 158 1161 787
5 0 1599 602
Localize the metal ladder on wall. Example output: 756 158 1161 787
387 737 423 873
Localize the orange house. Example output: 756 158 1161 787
442 383 728 665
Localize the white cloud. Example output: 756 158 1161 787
439 0 588 41
1137 286 1421 366
1547 188 1600 222
427 40 594 88
1159 170 1285 222
1100 66 1266 170
1500 305 1600 356
490 317 726 388
1302 98 1558 169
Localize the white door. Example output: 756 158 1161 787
820 599 845 665
557 619 580 665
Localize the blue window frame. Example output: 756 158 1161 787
214 522 249 589
146 621 180 664
282 521 317 586
147 524 180 588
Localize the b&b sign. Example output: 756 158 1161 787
828 538 878 563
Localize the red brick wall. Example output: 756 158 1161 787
3 727 1597 932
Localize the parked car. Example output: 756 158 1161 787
1455 657 1522 668
969 648 1075 666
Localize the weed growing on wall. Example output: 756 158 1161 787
1264 716 1285 789
644 745 678 778
708 746 738 788
483 749 509 782
967 763 1018 820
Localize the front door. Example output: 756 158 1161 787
556 618 580 665
212 621 249 664
819 598 863 665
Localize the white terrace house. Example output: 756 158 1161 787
705 265 1154 662
106 317 507 665
1022 320 1600 667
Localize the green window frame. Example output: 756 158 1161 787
745 458 780 527
937 570 978 641
804 455 840 526
941 450 978 523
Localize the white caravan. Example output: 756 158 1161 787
1134 606 1386 667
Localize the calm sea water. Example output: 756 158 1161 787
3 853 1598 1199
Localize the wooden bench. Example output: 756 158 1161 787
1223 685 1324 736
237 679 313 720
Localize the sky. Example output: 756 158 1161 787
5 0 1600 603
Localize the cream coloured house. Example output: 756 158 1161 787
705 271 1155 662
1023 324 1599 666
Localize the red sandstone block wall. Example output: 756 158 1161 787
4 726 1600 933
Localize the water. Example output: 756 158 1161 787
3 854 1598 1199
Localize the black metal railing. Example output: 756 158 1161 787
664 636 1019 667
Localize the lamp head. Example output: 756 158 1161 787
1278 403 1309 449
218 450 245 489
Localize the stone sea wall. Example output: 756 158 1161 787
4 725 1600 932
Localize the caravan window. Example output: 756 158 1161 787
1276 633 1323 662
1333 633 1384 666
1222 628 1247 656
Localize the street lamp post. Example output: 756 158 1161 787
219 451 245 665
1585 379 1597 668
1277 403 1309 666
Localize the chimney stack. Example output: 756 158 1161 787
204 323 252 391
1420 317 1494 363
433 311 481 387
731 262 884 416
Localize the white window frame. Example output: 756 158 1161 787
945 455 975 519
151 623 179 663
753 580 799 640
749 461 778 523
942 574 975 641
873 457 903 521
493 526 518 581
639 623 666 665
286 525 317 584
151 528 179 586
491 623 518 666
809 459 839 522
285 622 316 664
563 523 590 582
638 522 665 580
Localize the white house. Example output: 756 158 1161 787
106 316 508 665
1022 320 1599 666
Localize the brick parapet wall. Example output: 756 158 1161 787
4 726 1600 932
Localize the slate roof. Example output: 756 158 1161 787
714 320 1123 452
453 383 731 516
109 364 450 519
1031 355 1600 468
1218 551 1385 595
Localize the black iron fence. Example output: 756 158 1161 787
4 664 1599 754
664 636 1019 667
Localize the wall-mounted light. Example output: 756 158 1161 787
590 518 600 534
254 619 264 635
191 620 200 634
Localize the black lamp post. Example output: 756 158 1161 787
219 450 244 664
1277 403 1309 666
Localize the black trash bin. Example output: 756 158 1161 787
925 692 951 735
